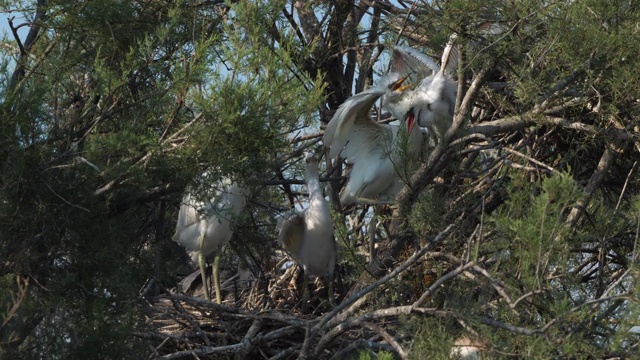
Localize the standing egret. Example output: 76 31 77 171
173 179 249 303
277 151 336 306
323 76 423 205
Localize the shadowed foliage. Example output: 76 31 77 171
1 0 639 358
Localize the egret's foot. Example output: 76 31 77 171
325 291 336 308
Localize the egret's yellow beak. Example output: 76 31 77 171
391 75 412 92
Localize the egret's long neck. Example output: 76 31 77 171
225 185 248 216
305 161 321 198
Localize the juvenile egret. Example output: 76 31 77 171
395 35 459 142
382 45 440 120
173 179 249 303
323 77 423 205
277 151 336 306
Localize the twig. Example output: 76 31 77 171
512 290 546 308
361 321 408 359
168 294 248 314
565 142 622 231
235 319 262 360
8 16 26 55
468 114 640 143
312 224 454 335
471 265 519 316
42 180 91 212
413 260 475 307
159 342 248 359
615 161 637 211
478 317 553 336
270 344 301 360
500 146 559 175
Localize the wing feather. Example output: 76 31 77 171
324 86 386 159
277 212 306 258
440 33 459 75
342 122 391 164
392 46 440 78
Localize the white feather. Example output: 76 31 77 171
173 181 248 261
323 86 387 159
277 152 336 277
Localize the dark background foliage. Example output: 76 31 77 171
1 0 639 358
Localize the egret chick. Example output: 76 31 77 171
398 35 459 143
383 45 441 119
277 151 336 306
173 179 249 303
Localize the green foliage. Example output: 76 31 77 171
404 318 453 359
357 349 395 360
2 0 640 358
492 172 581 286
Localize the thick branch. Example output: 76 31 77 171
565 142 623 230
468 115 640 143
6 0 47 94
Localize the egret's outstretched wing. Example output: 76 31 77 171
391 45 440 78
439 33 459 75
341 119 392 165
323 86 387 159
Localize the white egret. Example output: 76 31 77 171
173 179 249 303
277 151 336 306
382 45 439 119
323 77 423 205
394 35 460 142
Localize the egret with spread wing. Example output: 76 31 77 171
277 151 336 306
323 77 423 205
173 179 249 303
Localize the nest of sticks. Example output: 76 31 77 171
135 227 457 359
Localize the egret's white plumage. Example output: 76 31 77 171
173 179 249 303
396 35 459 141
382 45 440 120
323 78 423 205
277 152 336 304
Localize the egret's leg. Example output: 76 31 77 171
213 254 222 304
198 234 210 300
325 274 336 307
301 275 310 312
198 234 211 300
369 206 377 265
